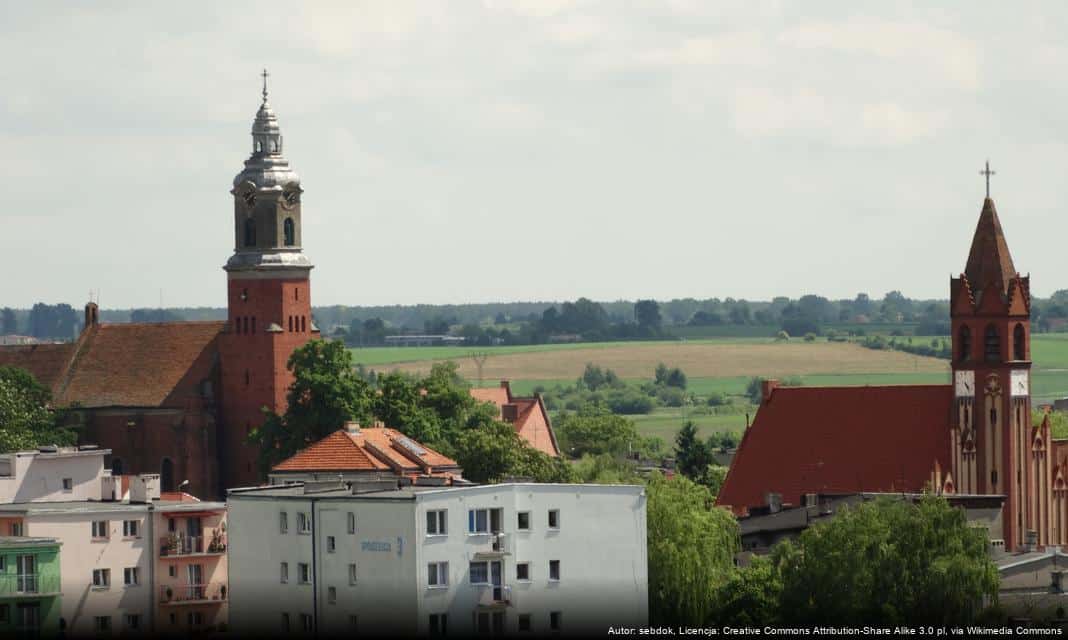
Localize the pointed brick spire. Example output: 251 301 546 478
964 197 1017 297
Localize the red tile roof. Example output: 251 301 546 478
470 382 560 456
716 384 954 515
965 198 1017 299
273 427 460 474
0 343 77 391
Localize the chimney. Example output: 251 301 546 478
344 421 361 434
128 474 161 503
761 379 779 404
84 302 99 328
501 403 519 422
766 492 782 514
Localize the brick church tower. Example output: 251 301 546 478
949 194 1037 551
219 73 316 489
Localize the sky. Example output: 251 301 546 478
3 1 1068 309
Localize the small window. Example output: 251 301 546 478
301 614 313 632
1014 323 1026 361
427 510 447 535
349 615 359 630
168 565 176 578
124 567 140 586
280 562 289 584
548 510 560 529
188 612 203 626
428 562 449 587
518 613 532 632
347 512 356 534
328 586 337 604
284 217 295 246
468 509 489 534
517 511 530 531
279 512 288 534
95 616 112 632
550 611 562 632
298 563 310 584
327 536 336 553
301 316 306 333
297 512 311 534
958 325 971 362
429 613 448 637
91 520 108 539
92 568 110 588
9 522 22 537
281 613 290 632
348 563 357 586
469 561 489 584
984 324 1000 362
62 478 73 492
123 520 139 538
245 370 250 386
549 560 560 581
517 562 530 581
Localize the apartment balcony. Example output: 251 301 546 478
0 574 61 598
159 583 227 606
475 584 512 610
473 533 511 560
159 534 227 558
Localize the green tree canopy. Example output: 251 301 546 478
554 408 640 458
675 420 711 479
0 367 76 453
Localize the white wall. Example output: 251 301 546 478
26 506 153 636
0 451 107 503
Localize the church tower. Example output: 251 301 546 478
219 72 317 490
949 187 1041 551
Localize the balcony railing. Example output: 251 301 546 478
0 574 61 596
476 583 512 608
474 533 511 559
159 583 228 605
159 534 227 557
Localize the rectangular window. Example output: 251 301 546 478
281 613 290 632
8 522 21 537
518 613 532 632
427 509 447 535
92 568 110 588
62 478 72 492
349 615 358 630
95 616 111 632
298 563 310 584
428 561 449 587
468 509 489 534
279 511 288 534
549 560 560 581
550 611 562 632
429 613 448 636
280 562 289 584
123 567 139 586
122 520 139 538
469 561 489 585
91 520 108 539
348 563 358 585
125 614 140 630
327 536 336 553
516 562 530 581
517 511 530 531
328 586 337 604
297 512 311 534
347 512 356 534
548 509 560 529
168 565 176 578
188 612 203 626
301 614 313 632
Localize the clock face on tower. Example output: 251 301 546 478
954 370 974 397
1011 370 1029 397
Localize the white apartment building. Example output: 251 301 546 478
228 481 648 636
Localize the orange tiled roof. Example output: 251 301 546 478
0 343 77 391
273 427 459 473
470 382 560 456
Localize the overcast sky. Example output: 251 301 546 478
3 1 1067 309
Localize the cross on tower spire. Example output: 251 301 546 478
980 160 996 199
261 68 270 103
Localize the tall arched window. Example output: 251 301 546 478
1014 323 1026 361
283 218 295 246
958 325 972 362
984 324 1000 362
244 218 257 247
161 458 174 493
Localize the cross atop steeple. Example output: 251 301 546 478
980 160 996 199
261 68 270 103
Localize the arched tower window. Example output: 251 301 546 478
244 218 257 247
284 218 295 246
958 325 971 362
161 458 174 493
984 325 1000 362
1014 323 1026 361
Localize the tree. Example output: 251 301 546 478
450 421 574 483
647 474 739 625
773 495 998 625
581 363 607 391
130 308 185 323
1 308 16 334
29 303 79 340
635 299 662 330
710 555 783 625
0 367 77 453
675 421 711 478
554 409 640 457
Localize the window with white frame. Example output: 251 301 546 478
516 562 530 581
122 520 139 538
469 561 489 584
468 508 489 534
298 563 310 584
62 478 72 492
8 522 22 537
123 567 139 586
300 614 313 632
428 562 449 587
92 568 110 588
517 511 530 531
91 520 108 539
348 563 357 586
327 536 336 553
279 511 288 534
429 613 448 636
125 614 140 630
328 586 337 604
297 512 311 534
548 509 560 529
280 562 289 584
347 512 356 534
427 509 447 535
549 560 560 581
168 565 176 578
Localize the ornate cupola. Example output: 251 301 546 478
226 69 312 274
